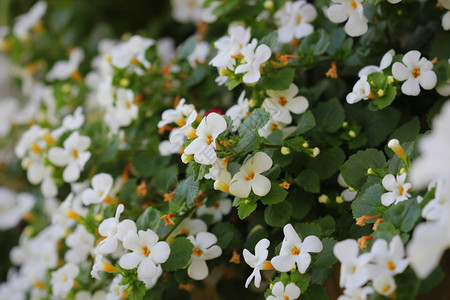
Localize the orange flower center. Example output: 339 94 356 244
245 172 255 181
142 246 150 257
206 135 214 145
291 246 301 255
72 150 79 159
398 186 404 196
351 0 357 9
412 68 420 78
271 123 278 131
193 247 203 257
30 143 42 154
284 297 290 300
387 260 396 271
296 15 302 24
278 96 288 106
382 284 391 293
180 229 190 235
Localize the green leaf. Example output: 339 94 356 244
418 266 445 294
311 268 333 285
134 151 170 177
341 148 386 190
136 207 161 232
264 201 292 227
262 68 295 90
395 269 420 300
313 98 345 133
306 147 346 180
192 162 211 181
238 201 257 219
232 108 270 154
161 237 194 271
290 272 311 293
260 32 279 50
212 222 236 249
299 29 330 56
295 222 322 239
311 238 337 269
384 198 420 233
371 85 397 110
301 284 328 300
244 224 269 250
179 36 197 59
119 179 138 205
294 111 316 135
154 165 178 191
170 176 199 213
351 184 386 219
288 190 313 220
261 183 289 205
295 169 320 193
183 65 208 88
317 216 335 236
388 117 420 143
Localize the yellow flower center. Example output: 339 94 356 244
72 150 79 159
382 284 391 293
245 172 255 181
30 143 42 154
271 123 278 131
291 246 301 255
296 15 302 24
278 96 288 106
180 229 190 235
412 68 420 78
206 135 214 145
387 260 396 271
398 186 404 196
193 247 203 257
284 297 290 300
142 246 150 257
350 0 357 9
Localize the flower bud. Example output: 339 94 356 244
318 194 330 204
281 146 291 155
367 168 375 175
264 0 274 11
181 153 194 164
119 78 129 87
388 139 405 158
387 76 394 85
377 89 384 97
310 147 320 157
348 130 356 138
336 196 344 204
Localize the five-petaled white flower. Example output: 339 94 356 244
367 236 409 280
267 281 301 300
157 98 195 128
50 263 80 298
119 229 170 280
381 173 412 206
346 75 371 104
235 39 271 84
262 83 309 124
358 49 395 77
210 25 251 70
48 131 91 183
96 204 137 254
392 50 437 96
13 1 47 39
271 224 322 273
226 91 250 131
275 0 317 43
243 238 270 288
186 232 222 280
327 0 368 37
183 112 227 165
47 48 85 81
229 152 273 198
82 173 114 205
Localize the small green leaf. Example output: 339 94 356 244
179 36 197 59
317 216 335 236
295 169 320 193
262 68 295 90
261 183 288 205
311 238 337 269
264 201 292 227
294 111 316 135
306 147 346 180
388 117 420 144
371 85 397 110
260 32 279 50
290 272 311 293
212 222 237 248
192 162 211 181
136 207 161 232
162 237 194 271
295 222 322 239
351 184 387 219
313 98 345 133
394 269 420 300
299 30 330 56
341 148 386 190
384 198 420 233
301 284 328 300
231 108 270 154
238 201 257 219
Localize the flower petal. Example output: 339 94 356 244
188 259 209 280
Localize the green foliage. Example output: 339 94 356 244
341 149 386 190
294 111 316 135
299 29 330 57
264 201 292 227
261 183 289 205
313 98 345 133
306 147 346 180
384 198 420 233
136 207 161 231
231 108 270 155
211 222 238 248
161 237 194 271
351 184 386 219
262 68 295 90
295 169 320 193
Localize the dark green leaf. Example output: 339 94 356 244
262 68 295 90
295 169 320 193
212 222 236 249
306 147 346 180
161 237 194 271
313 98 345 133
238 201 257 219
261 183 289 205
264 201 292 227
384 198 420 233
136 207 161 231
351 184 387 219
294 111 316 135
311 238 337 269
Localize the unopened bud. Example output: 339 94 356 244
336 196 344 204
387 76 394 85
302 141 309 148
318 194 330 204
249 98 257 108
281 146 291 155
388 139 405 158
119 78 129 87
244 199 251 204
219 68 230 76
348 130 356 138
95 214 104 222
310 147 320 157
400 167 407 174
367 168 375 175
377 89 384 97
61 84 71 94
181 153 194 164
342 121 348 128
264 0 274 10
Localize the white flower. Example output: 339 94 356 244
443 11 450 30
106 275 128 300
235 39 271 84
13 1 47 39
65 224 95 263
333 239 372 289
119 229 170 280
47 48 84 81
226 91 250 131
210 25 252 70
258 119 296 140
50 263 79 298
262 83 309 124
75 290 107 300
327 0 368 37
196 198 232 223
271 224 322 273
243 238 270 288
171 0 218 24
48 131 91 183
346 75 371 104
422 179 450 221
110 35 154 69
337 173 357 201
381 173 412 206
188 41 210 67
187 232 222 280
267 282 301 300
229 152 273 198
183 112 227 165
338 286 374 300
372 275 396 296
275 0 317 43
358 49 395 77
83 173 114 205
157 98 195 128
410 101 450 188
169 218 207 241
114 88 139 127
62 107 85 131
367 236 409 279
159 129 185 156
169 110 198 143
0 97 18 137
0 189 35 230
96 204 137 254
392 50 437 96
